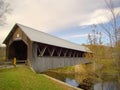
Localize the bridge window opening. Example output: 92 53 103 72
8 40 27 62
66 49 72 57
47 46 55 56
37 49 40 56
43 47 50 56
63 49 68 57
78 52 84 57
76 52 79 57
75 52 78 57
66 50 69 57
60 52 64 57
53 47 59 56
70 50 74 57
37 44 47 57
74 52 77 57
71 51 76 57
78 52 81 57
36 43 86 58
58 48 65 57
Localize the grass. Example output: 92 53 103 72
0 66 66 90
51 66 75 73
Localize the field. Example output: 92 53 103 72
0 66 66 90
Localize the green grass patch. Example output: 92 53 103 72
51 66 75 73
0 66 65 90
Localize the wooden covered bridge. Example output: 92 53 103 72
3 23 91 72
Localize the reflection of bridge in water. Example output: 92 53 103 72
3 23 91 72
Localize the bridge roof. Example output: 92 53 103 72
4 23 91 53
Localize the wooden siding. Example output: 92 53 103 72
31 57 87 72
31 42 88 72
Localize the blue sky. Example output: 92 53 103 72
0 0 120 45
51 24 110 45
51 25 92 44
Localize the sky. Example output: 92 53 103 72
0 0 120 45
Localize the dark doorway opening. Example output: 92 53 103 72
8 40 27 62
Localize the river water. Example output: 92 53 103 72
65 78 118 90
94 82 117 90
43 71 118 90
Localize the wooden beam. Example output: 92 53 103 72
57 48 62 56
47 47 51 56
51 48 55 56
78 52 80 57
37 44 43 56
76 52 79 57
37 47 41 56
47 47 56 56
73 51 76 57
40 46 47 56
64 49 68 57
69 50 72 57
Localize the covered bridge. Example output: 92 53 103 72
3 23 91 72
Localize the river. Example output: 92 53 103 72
43 70 118 90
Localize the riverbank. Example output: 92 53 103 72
43 64 119 90
0 66 69 90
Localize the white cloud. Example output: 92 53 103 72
5 0 106 32
5 0 120 31
68 34 89 38
80 7 120 26
62 34 89 40
63 33 103 39
0 0 120 44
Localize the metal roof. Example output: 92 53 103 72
4 23 91 52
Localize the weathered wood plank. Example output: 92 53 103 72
31 57 88 72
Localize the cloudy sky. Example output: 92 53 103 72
0 0 120 45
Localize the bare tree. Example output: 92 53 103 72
87 1 120 89
100 0 120 47
100 0 120 89
0 0 11 25
87 26 104 90
88 25 103 45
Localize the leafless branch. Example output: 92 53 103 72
0 0 12 25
